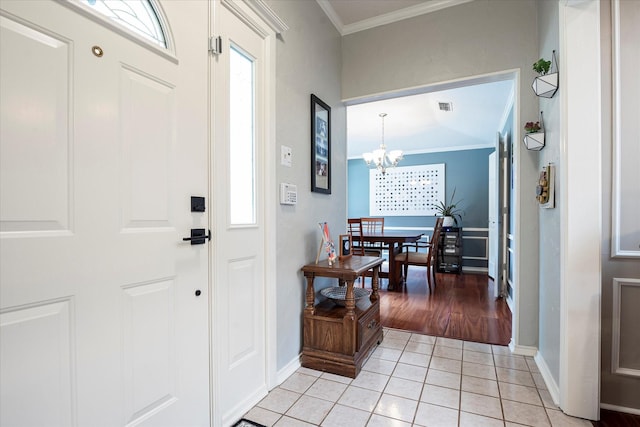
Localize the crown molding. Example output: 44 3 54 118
245 0 289 34
315 0 344 34
342 0 474 36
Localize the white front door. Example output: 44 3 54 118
211 1 270 424
0 2 210 426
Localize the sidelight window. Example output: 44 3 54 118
229 45 256 225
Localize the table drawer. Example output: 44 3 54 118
358 304 381 349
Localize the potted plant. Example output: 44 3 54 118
523 113 545 151
435 188 464 227
531 51 558 98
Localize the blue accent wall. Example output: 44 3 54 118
348 148 495 230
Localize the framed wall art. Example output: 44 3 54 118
311 94 331 194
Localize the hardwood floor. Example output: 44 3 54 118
370 267 512 345
593 409 640 426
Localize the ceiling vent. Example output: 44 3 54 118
438 102 453 112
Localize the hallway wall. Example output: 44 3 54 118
265 0 346 374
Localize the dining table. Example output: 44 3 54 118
361 230 423 291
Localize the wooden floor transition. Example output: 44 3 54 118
364 267 512 345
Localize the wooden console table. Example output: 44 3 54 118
301 256 384 378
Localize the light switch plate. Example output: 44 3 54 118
281 145 292 167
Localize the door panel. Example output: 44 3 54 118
0 299 74 427
212 2 268 424
0 15 71 233
0 1 209 425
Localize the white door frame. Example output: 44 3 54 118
558 0 602 419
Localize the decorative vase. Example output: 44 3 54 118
532 72 558 98
442 216 455 227
523 132 545 151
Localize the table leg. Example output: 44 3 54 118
304 275 315 315
371 265 379 302
344 280 355 320
387 242 399 291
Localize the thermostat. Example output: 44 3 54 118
280 183 297 205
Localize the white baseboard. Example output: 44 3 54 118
276 353 301 386
534 352 561 406
222 384 268 427
461 266 488 273
222 356 300 426
509 342 538 357
601 403 640 416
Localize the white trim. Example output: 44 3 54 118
263 11 279 392
611 278 640 378
222 385 268 427
315 0 344 35
600 403 640 416
535 352 561 406
509 69 522 359
342 70 519 106
385 226 488 233
498 86 515 132
461 235 488 261
506 293 514 313
342 0 474 35
462 266 488 273
558 0 602 420
509 343 537 358
276 355 302 386
221 0 269 38
348 142 495 160
315 0 473 36
245 0 289 34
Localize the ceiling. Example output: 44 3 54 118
346 80 514 159
314 0 514 159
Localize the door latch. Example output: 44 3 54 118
182 228 211 245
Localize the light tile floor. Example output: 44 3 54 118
243 329 593 427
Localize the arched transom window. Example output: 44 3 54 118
81 0 166 48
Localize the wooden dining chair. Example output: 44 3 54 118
348 217 384 287
360 217 385 256
394 217 444 292
347 218 366 256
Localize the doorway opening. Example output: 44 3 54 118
345 71 518 346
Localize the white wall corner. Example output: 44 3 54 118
535 352 561 406
276 354 302 386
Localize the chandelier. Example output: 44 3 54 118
362 113 403 174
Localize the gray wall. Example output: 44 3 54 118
536 0 562 385
266 0 346 371
599 0 640 410
342 0 541 347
